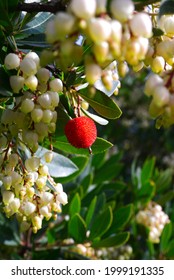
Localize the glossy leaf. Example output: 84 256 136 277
58 156 89 183
92 232 130 248
159 0 174 17
82 108 109 125
79 89 122 119
160 222 172 253
137 181 156 204
53 136 113 155
20 12 53 35
111 204 134 232
89 206 113 240
69 193 81 217
36 147 78 178
141 157 155 185
85 196 97 228
68 214 86 243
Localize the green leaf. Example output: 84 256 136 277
155 169 173 193
36 147 78 178
159 0 174 17
53 136 113 155
85 196 97 228
80 173 93 196
92 232 130 248
58 155 89 183
93 154 123 184
156 190 174 206
82 108 109 125
68 214 86 243
160 222 172 253
20 12 53 35
166 240 174 258
111 204 134 232
78 89 122 119
69 193 81 217
137 181 156 204
89 206 113 240
141 157 155 185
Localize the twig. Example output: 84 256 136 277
17 0 69 14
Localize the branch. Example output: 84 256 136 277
17 0 69 14
135 0 160 10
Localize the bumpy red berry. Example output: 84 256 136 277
65 116 97 148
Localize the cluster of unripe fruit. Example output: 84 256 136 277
143 12 174 127
44 0 152 91
3 51 63 152
0 149 67 233
96 244 133 260
0 51 69 233
136 202 170 243
63 238 133 260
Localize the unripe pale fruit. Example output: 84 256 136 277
41 192 54 205
163 16 174 36
4 53 20 70
10 75 25 93
65 116 97 148
39 205 49 217
96 0 107 14
111 0 134 22
10 171 22 185
49 91 60 108
56 192 68 205
25 52 40 68
20 98 35 114
23 201 36 216
129 13 152 38
25 157 40 172
152 86 170 108
32 216 42 229
39 165 49 176
85 63 102 84
36 177 47 189
2 191 15 205
54 183 63 194
151 56 165 73
20 57 37 76
37 68 50 84
93 41 109 63
8 153 18 167
31 108 43 123
2 176 12 190
41 109 53 123
110 20 122 43
44 151 53 163
45 20 57 44
70 0 96 20
9 198 20 212
144 74 164 96
25 75 38 91
37 93 51 109
54 12 76 40
49 78 63 92
88 18 112 43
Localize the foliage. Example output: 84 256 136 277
1 0 174 260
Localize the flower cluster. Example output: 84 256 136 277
144 12 174 128
136 202 170 243
0 51 67 233
44 0 152 92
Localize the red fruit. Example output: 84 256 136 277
65 116 97 148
